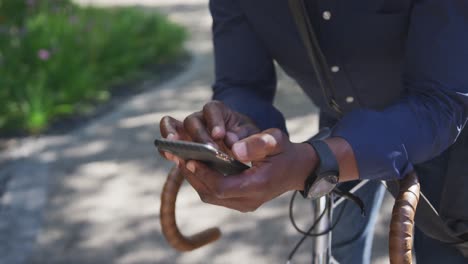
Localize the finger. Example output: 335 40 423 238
160 150 173 161
183 112 218 147
158 116 191 165
225 124 261 147
183 162 263 212
203 101 227 140
187 160 266 199
158 130 177 159
160 116 189 140
233 123 261 139
157 121 181 162
159 150 181 165
225 131 240 146
231 128 285 162
197 195 261 213
179 160 256 210
178 161 214 196
185 160 224 191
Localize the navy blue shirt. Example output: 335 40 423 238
209 0 468 180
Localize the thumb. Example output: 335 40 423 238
231 128 286 162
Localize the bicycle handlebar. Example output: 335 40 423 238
389 171 420 264
160 166 221 251
160 166 420 264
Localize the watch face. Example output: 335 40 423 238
308 175 338 199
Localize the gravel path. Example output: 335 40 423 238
0 1 393 263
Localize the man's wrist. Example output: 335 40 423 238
324 137 359 182
292 142 319 191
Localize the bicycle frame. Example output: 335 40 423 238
310 180 369 264
311 195 333 264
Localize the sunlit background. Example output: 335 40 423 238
0 1 393 263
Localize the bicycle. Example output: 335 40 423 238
160 165 420 264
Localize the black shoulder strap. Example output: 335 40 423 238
288 0 342 116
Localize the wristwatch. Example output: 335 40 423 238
300 140 339 199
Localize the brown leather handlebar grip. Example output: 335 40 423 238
389 172 420 264
160 166 221 251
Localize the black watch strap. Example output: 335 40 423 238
300 140 339 198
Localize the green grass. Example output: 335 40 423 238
0 0 186 133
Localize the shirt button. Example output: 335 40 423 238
346 96 355 103
331 66 340 73
322 11 332 20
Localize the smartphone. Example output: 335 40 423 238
154 138 250 175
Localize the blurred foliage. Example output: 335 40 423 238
0 0 186 133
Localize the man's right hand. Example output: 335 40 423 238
159 101 260 161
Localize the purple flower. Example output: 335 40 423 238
37 49 51 61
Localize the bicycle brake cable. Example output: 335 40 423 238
287 187 365 263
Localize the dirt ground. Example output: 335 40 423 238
0 1 393 263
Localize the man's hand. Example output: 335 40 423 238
159 101 260 161
177 128 318 213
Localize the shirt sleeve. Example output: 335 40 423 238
331 0 468 180
209 0 287 132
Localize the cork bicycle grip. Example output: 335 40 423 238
389 172 420 264
160 166 221 251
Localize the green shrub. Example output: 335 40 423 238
0 0 186 133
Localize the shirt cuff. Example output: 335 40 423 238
331 109 413 180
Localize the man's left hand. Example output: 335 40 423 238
178 128 317 212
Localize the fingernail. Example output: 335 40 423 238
226 132 239 144
232 141 247 160
186 162 196 173
166 152 174 160
261 134 276 146
212 126 223 137
167 133 175 140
